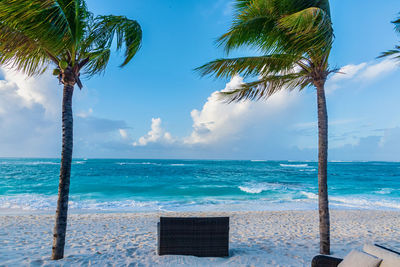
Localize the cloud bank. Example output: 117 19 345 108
327 59 398 93
0 58 399 160
0 68 130 158
131 59 400 160
133 118 174 147
132 75 308 159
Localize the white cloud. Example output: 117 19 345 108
184 76 301 145
0 68 61 156
133 118 174 146
119 129 129 139
77 108 93 118
1 68 61 117
0 67 132 158
131 75 303 153
330 63 367 82
360 59 398 80
327 59 398 93
184 76 247 145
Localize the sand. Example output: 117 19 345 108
1 210 400 266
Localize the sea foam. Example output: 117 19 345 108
280 164 309 168
301 191 400 210
239 183 288 194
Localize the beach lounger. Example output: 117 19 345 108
157 217 229 257
311 244 400 267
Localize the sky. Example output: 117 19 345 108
1 0 400 160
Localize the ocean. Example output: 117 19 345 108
1 159 399 214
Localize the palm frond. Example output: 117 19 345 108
0 0 76 54
278 7 333 53
81 15 142 74
233 0 251 12
393 16 400 33
0 1 142 82
217 0 333 55
198 0 333 102
195 54 302 79
81 49 111 76
67 0 89 43
217 0 282 54
379 45 400 59
0 22 54 75
219 70 313 103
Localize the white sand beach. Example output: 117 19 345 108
1 210 400 266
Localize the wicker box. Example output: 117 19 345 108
157 217 229 257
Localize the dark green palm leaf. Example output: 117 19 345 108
218 0 333 55
196 54 302 79
82 15 142 70
393 16 400 33
379 45 400 59
278 7 333 53
0 22 54 75
82 48 111 76
0 1 142 82
219 70 312 103
0 0 76 55
199 0 333 103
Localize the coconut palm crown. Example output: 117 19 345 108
197 0 335 255
380 15 400 60
197 0 335 101
0 0 142 260
0 0 142 84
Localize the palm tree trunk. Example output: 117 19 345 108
316 80 330 255
52 83 74 260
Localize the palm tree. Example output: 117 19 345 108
197 0 334 255
0 0 142 260
380 15 400 60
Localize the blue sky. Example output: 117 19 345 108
0 0 400 160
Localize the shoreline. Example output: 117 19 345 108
2 210 400 266
2 207 400 215
2 206 400 217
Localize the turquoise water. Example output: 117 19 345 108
1 159 400 213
